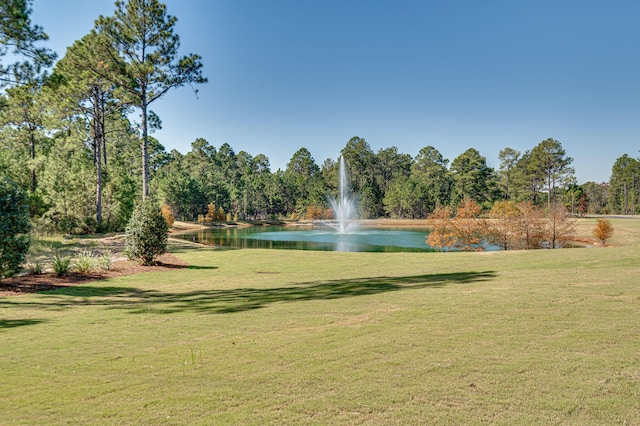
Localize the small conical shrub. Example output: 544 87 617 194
125 200 169 265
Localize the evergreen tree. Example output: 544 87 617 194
450 148 497 207
285 147 321 214
0 177 30 280
498 147 520 200
0 0 55 85
581 181 609 214
608 154 638 214
96 0 206 199
51 31 126 228
0 70 49 199
529 138 574 209
375 146 412 193
411 145 452 212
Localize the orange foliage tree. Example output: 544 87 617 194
205 203 225 222
542 204 576 248
160 204 175 228
305 205 331 220
451 198 486 251
593 218 614 246
515 201 544 249
487 200 521 250
426 205 455 252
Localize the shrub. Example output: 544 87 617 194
73 250 96 273
28 261 43 275
593 219 614 246
99 249 113 271
52 252 72 277
0 177 31 281
125 200 169 265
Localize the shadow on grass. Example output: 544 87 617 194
0 271 496 315
186 265 219 270
0 318 47 329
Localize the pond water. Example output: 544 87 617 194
174 225 500 253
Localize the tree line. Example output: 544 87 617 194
0 0 636 237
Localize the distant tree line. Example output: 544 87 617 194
149 135 627 226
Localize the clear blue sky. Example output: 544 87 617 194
32 0 640 183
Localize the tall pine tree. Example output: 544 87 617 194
96 0 207 199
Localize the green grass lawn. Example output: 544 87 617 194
2 219 639 424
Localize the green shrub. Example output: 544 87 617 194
28 261 43 275
125 200 168 265
52 252 72 277
0 177 31 281
98 249 113 271
73 250 96 273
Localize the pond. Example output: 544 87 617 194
174 225 500 253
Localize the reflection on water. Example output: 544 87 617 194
175 225 446 253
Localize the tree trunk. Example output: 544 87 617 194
547 171 552 209
93 86 103 227
101 92 107 169
29 131 36 193
141 93 149 200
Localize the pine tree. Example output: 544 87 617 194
96 0 206 199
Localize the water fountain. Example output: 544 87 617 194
327 157 359 234
175 155 455 252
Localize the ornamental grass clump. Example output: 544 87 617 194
125 200 168 266
52 252 72 277
73 250 96 273
98 249 113 271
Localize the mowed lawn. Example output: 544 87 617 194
1 219 639 425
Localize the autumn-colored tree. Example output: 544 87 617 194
305 205 326 220
305 205 333 220
205 202 225 222
515 201 544 249
426 205 455 252
160 203 174 228
205 203 216 223
451 198 486 251
487 200 521 250
542 204 576 248
593 219 614 246
577 193 588 217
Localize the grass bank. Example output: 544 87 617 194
1 219 639 424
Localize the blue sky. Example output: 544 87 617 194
32 0 640 183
